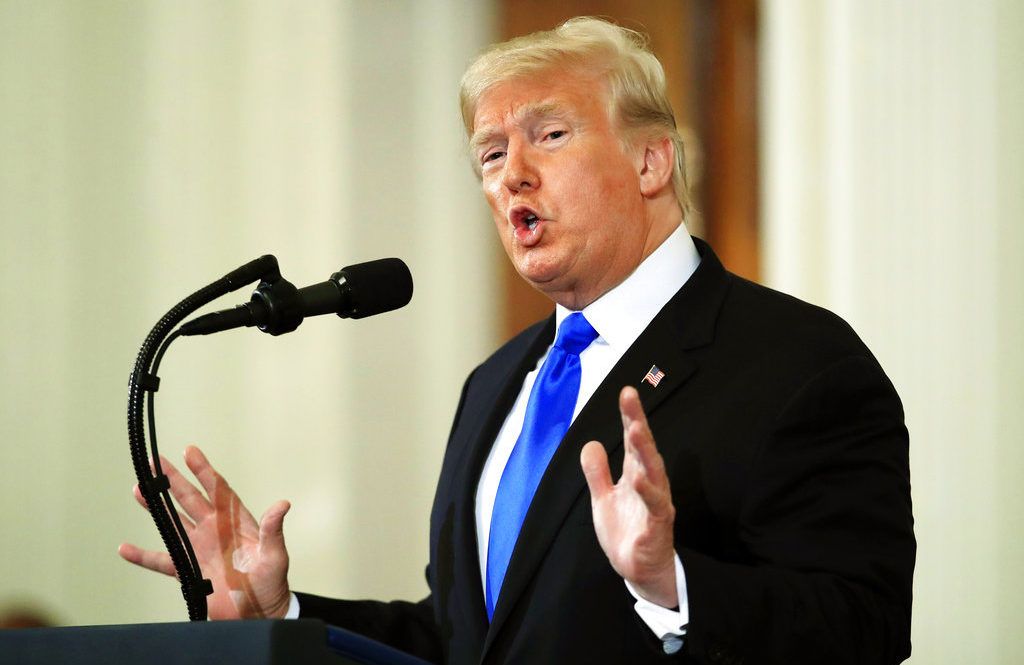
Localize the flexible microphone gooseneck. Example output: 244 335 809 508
127 255 412 621
128 255 280 621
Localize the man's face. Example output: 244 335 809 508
471 69 655 309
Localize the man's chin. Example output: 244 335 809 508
519 269 586 309
509 253 586 305
515 263 563 293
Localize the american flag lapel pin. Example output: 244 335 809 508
643 364 665 388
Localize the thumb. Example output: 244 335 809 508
259 500 291 552
580 441 613 500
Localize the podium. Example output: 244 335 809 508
0 618 435 665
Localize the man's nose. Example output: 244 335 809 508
502 143 540 192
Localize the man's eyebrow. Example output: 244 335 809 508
470 102 572 152
469 128 503 153
518 101 569 122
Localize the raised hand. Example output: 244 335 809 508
580 386 678 608
118 445 293 620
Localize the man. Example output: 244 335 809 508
120 18 915 664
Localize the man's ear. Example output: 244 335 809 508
638 136 675 198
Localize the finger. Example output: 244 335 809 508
160 454 213 523
619 386 647 474
133 483 196 533
619 386 649 432
259 500 291 553
580 441 614 500
624 419 673 518
625 417 668 486
183 445 221 498
618 387 672 508
132 483 148 510
118 542 177 577
184 445 258 528
619 387 665 475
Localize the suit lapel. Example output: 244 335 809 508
481 239 730 659
444 316 556 645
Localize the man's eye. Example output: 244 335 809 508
483 151 505 163
545 130 567 141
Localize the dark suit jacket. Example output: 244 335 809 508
298 239 915 665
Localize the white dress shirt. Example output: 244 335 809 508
475 224 701 650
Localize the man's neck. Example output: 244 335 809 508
552 211 683 311
555 223 700 354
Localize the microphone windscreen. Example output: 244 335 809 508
337 258 413 319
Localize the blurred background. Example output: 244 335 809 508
0 1 1020 663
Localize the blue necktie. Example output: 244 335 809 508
485 312 598 620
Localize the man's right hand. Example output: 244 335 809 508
118 445 293 620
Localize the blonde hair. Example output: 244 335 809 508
459 17 690 217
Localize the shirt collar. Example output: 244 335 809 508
555 224 701 354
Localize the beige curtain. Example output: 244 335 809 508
760 1 1024 662
0 0 499 625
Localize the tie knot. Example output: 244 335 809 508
554 313 598 356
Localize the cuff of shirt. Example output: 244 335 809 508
284 592 301 619
624 551 689 649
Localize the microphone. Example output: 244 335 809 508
179 258 413 337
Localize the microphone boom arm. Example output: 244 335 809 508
126 255 279 621
126 254 412 620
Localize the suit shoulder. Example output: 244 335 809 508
719 274 876 366
706 273 906 439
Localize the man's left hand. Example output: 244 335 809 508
580 386 678 608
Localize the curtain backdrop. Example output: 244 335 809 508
761 1 1024 662
0 0 499 625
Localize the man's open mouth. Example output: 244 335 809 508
508 206 546 247
509 205 544 231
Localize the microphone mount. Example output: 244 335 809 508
127 254 282 621
178 258 413 337
126 254 412 621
